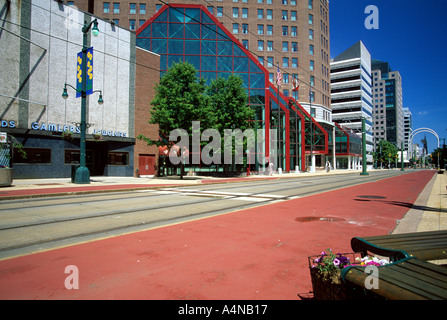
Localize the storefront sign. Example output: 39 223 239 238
1 120 127 138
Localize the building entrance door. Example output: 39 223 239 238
139 154 155 177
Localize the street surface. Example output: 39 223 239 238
0 169 436 300
0 170 408 259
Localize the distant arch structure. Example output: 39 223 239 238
409 128 439 154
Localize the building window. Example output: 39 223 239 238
257 9 264 19
267 41 273 51
282 41 288 52
291 11 297 21
232 7 239 18
130 3 136 14
291 42 298 52
283 57 289 67
258 56 264 65
267 25 273 35
242 23 248 33
207 6 214 14
309 14 313 24
257 24 264 35
139 3 146 14
217 7 223 17
310 60 314 70
292 58 298 68
283 73 289 84
267 56 273 67
266 9 273 19
258 40 264 51
281 10 288 20
233 23 239 34
242 8 248 18
309 44 314 55
310 75 315 86
108 152 129 166
13 148 51 164
113 2 120 14
103 2 110 13
291 26 297 36
308 0 313 9
129 19 136 30
139 19 146 27
282 26 288 36
309 29 314 40
112 19 119 25
155 4 162 12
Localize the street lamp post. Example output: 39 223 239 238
62 18 102 184
400 141 405 171
309 87 315 173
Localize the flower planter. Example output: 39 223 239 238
308 250 390 300
309 268 348 300
0 168 13 187
308 251 361 300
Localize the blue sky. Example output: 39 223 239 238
330 0 447 153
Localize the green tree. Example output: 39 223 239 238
375 139 398 168
148 61 215 140
431 146 447 169
206 75 254 174
138 62 215 178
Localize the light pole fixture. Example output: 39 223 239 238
400 141 405 171
61 18 102 184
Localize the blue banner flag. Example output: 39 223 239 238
76 47 93 97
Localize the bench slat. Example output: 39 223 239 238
342 258 447 300
381 261 447 296
351 230 447 261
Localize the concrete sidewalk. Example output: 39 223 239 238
393 171 447 234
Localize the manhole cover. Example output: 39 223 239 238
295 216 345 222
357 195 387 199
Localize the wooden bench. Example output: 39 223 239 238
351 230 447 262
341 257 447 300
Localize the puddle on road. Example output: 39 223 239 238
295 216 345 222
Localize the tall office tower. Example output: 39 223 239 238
371 59 404 150
330 41 373 162
67 0 331 119
402 107 412 151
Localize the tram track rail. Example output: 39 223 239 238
0 171 407 259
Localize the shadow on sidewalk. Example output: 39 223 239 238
354 197 447 213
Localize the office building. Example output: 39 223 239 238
371 59 404 150
68 0 331 118
403 107 412 151
0 0 160 178
330 40 373 164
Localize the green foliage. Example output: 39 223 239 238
431 146 447 168
206 74 253 133
373 139 398 166
142 62 215 145
140 62 253 151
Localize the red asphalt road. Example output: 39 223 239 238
0 170 435 300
